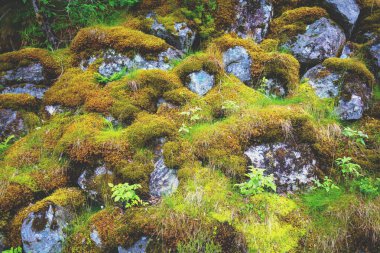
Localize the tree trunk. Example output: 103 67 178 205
30 0 59 49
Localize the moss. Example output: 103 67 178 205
162 140 195 169
212 34 263 53
163 87 198 106
260 39 280 52
125 112 177 149
0 48 60 83
156 10 189 34
0 183 34 215
43 68 101 108
215 0 237 30
84 89 114 114
70 26 170 62
269 7 329 43
9 188 85 246
0 94 38 110
322 57 376 86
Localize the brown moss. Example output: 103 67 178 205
260 39 280 52
9 188 85 246
0 93 39 110
269 7 329 43
162 140 194 169
84 89 114 114
163 87 198 106
43 68 100 108
70 26 170 62
215 0 238 30
322 58 376 86
212 34 263 53
0 48 60 82
0 183 34 214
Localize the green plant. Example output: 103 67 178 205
0 135 15 155
235 167 276 196
336 157 361 178
352 177 380 198
221 100 240 114
179 123 191 134
258 77 269 95
312 176 339 192
108 183 146 208
95 67 127 84
342 127 368 146
1 246 22 253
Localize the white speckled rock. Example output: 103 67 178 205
187 70 215 96
322 0 360 35
223 46 252 83
118 237 150 253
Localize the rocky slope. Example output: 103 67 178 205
0 0 380 252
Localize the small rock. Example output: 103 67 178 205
287 18 346 66
1 83 47 99
322 0 360 35
263 78 286 97
0 109 25 139
370 42 380 70
77 165 113 201
223 46 252 83
303 65 340 98
340 43 355 59
118 237 150 253
45 105 63 116
244 143 318 192
90 228 102 248
230 0 273 43
0 63 45 86
337 94 364 120
149 156 179 197
21 205 71 253
187 70 215 96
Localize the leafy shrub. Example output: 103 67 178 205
235 167 276 196
312 176 339 192
336 157 362 178
1 246 22 253
342 127 368 146
95 67 127 84
108 183 146 208
352 177 380 198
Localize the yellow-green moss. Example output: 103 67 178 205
0 94 38 110
212 34 263 53
125 112 177 149
0 183 34 214
260 39 280 52
322 57 376 86
70 26 170 62
0 48 60 81
269 7 329 43
163 87 198 106
9 188 85 246
215 0 237 30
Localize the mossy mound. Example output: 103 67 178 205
0 94 39 111
269 7 329 43
0 48 60 83
70 26 170 62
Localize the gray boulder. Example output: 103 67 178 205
96 48 182 78
230 0 273 43
148 13 196 52
244 143 318 192
322 0 360 35
286 18 346 66
77 165 113 201
149 156 179 197
370 42 380 71
1 83 47 99
0 63 45 86
118 237 150 253
223 46 252 83
0 109 25 139
303 64 372 120
21 204 71 253
187 70 215 96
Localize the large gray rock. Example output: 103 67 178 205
223 46 252 83
0 63 45 86
0 109 25 139
118 237 150 253
303 64 372 120
149 156 179 197
187 70 215 96
230 0 273 43
21 205 71 253
1 83 47 99
148 13 196 52
96 48 182 78
78 165 113 201
244 143 318 192
286 18 346 66
322 0 360 35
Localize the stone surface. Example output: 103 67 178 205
337 94 364 120
340 43 355 59
97 48 182 78
223 46 252 83
303 65 340 98
1 83 47 99
0 109 25 140
77 165 113 201
118 237 150 253
370 42 380 70
0 63 45 86
149 156 179 197
21 205 70 253
230 0 273 43
187 70 215 96
263 78 286 97
90 228 102 248
286 18 346 66
45 105 64 116
148 13 196 52
303 64 372 120
245 143 318 192
322 0 360 35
